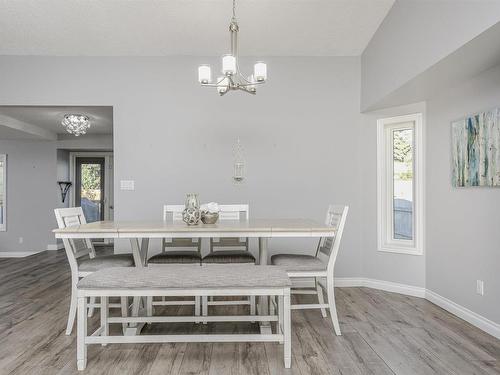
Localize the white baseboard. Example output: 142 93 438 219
426 289 500 339
46 243 64 251
0 250 44 258
334 277 426 298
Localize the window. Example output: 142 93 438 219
377 114 424 255
0 154 6 231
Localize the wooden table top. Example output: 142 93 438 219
54 218 334 238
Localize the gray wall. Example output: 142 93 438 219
0 140 58 252
361 0 500 111
426 64 500 324
57 134 113 151
0 56 363 276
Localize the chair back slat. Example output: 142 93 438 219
316 205 349 270
54 207 96 270
210 204 249 252
164 204 185 221
162 205 201 252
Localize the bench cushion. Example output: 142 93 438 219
202 250 256 264
78 254 135 272
77 265 291 290
148 251 201 265
271 254 327 271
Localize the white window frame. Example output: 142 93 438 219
377 113 424 255
0 154 6 232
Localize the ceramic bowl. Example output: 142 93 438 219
201 211 219 224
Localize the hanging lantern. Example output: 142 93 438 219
233 138 245 184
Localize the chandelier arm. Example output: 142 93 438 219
200 83 223 87
200 76 231 87
238 86 256 95
237 80 265 87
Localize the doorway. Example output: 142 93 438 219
75 157 105 223
70 152 114 223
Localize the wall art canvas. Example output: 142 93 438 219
451 108 500 187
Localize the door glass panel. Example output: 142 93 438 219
392 128 413 240
76 158 104 223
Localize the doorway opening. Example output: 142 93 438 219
70 152 114 223
75 157 105 222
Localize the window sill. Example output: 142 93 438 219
377 245 423 256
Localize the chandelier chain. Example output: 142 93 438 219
232 0 236 20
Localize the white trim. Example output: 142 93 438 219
0 250 44 258
426 289 500 339
377 113 425 255
47 243 65 251
0 154 6 232
334 277 426 298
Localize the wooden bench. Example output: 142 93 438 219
76 265 292 370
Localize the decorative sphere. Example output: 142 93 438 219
182 207 201 225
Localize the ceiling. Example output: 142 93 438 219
0 0 394 57
0 106 113 140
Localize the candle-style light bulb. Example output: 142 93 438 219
198 65 212 84
254 62 267 82
222 55 236 75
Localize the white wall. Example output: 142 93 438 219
361 0 500 111
426 64 500 324
360 102 426 288
0 56 363 276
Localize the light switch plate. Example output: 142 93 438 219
120 180 135 191
476 280 484 296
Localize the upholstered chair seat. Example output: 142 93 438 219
77 254 135 272
148 251 201 265
271 254 327 271
202 250 256 264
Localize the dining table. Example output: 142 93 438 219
54 218 335 335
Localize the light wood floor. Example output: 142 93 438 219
1 250 499 375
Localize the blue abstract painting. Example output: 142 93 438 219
452 108 500 187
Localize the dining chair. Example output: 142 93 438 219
54 207 134 335
270 205 348 335
147 205 202 265
146 205 202 318
201 204 256 317
202 204 255 264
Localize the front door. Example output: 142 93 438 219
75 157 105 223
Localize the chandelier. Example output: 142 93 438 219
197 0 267 95
61 114 90 136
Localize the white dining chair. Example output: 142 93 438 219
201 204 256 318
202 204 254 264
270 205 348 335
148 205 202 265
54 207 134 335
145 205 201 318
